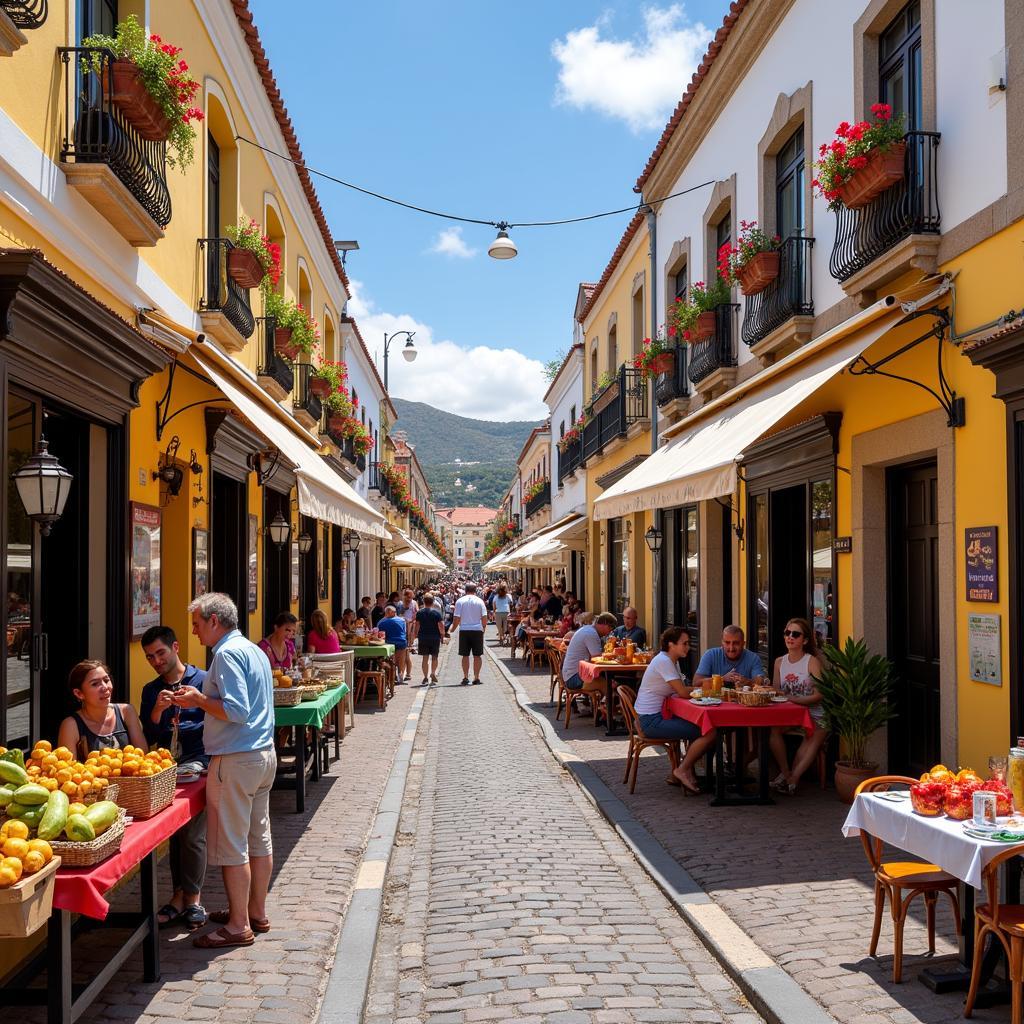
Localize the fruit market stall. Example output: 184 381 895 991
0 742 206 1024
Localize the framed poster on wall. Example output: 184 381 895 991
247 514 258 612
192 527 209 599
965 526 998 602
131 503 162 639
318 523 327 601
290 540 300 605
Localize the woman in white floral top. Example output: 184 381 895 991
767 617 826 796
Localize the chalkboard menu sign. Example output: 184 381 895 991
965 526 998 602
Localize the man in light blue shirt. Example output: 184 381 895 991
173 593 276 950
694 625 765 687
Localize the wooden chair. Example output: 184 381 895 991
965 842 1024 1023
546 642 564 704
616 686 680 794
527 633 547 670
853 776 962 983
355 669 387 709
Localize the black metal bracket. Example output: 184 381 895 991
155 359 229 441
714 495 745 547
247 448 282 487
847 307 965 428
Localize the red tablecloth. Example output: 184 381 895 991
53 779 207 920
577 660 647 685
663 695 814 736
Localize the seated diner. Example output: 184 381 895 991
562 612 619 690
693 625 765 689
611 606 647 647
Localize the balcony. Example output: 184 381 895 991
654 343 691 423
741 236 815 365
369 461 391 504
198 238 256 353
557 435 582 487
59 47 171 245
1 0 46 56
829 131 941 304
525 481 551 519
581 365 649 465
328 433 366 481
292 363 322 430
688 303 740 399
256 317 293 402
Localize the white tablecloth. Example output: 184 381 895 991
842 792 1015 889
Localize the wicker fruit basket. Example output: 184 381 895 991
49 808 127 868
736 690 772 707
0 855 61 938
295 683 326 702
113 764 176 820
273 687 302 707
320 676 344 690
83 783 119 806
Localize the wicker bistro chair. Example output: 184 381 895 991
965 842 1024 1023
546 641 565 705
616 686 681 794
853 776 962 983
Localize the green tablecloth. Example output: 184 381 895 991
341 644 395 658
274 683 349 728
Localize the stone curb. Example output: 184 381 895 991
317 654 440 1024
486 644 837 1024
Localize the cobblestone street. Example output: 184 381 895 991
364 645 763 1024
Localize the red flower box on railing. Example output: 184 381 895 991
736 250 780 296
648 351 674 375
836 142 906 209
694 311 717 341
309 376 332 399
106 59 172 140
226 247 265 289
274 327 298 361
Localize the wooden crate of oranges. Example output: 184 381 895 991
0 821 58 938
86 746 177 819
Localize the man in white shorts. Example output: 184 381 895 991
450 582 488 685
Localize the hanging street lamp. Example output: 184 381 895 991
13 438 73 536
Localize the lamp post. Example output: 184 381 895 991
13 438 73 536
383 330 417 391
644 523 663 637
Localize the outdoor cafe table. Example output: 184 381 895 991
520 627 561 662
578 660 647 737
1 779 207 1024
274 683 350 813
663 695 813 806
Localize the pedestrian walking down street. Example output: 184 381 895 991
176 592 277 949
450 582 488 685
412 592 446 685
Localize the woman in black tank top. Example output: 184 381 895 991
57 660 147 757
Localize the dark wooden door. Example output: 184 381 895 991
888 461 940 776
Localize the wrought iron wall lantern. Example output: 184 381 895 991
13 437 73 536
344 531 361 556
643 525 662 554
297 531 313 556
247 448 281 487
265 511 291 548
153 435 185 499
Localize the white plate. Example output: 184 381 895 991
690 697 722 706
961 816 1014 833
770 696 788 703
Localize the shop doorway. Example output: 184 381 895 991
887 460 940 776
263 489 290 637
299 515 318 625
211 472 247 616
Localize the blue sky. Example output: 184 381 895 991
247 1 729 419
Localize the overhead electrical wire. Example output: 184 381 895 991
234 134 715 231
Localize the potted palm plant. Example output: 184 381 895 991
814 637 896 802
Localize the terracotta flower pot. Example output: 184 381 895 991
309 376 332 399
737 250 780 296
837 142 907 210
694 310 717 341
648 351 674 375
834 760 879 804
327 413 348 434
226 248 265 289
106 59 172 141
274 327 298 361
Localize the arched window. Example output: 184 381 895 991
590 340 599 394
263 198 286 297
607 325 618 375
204 88 238 237
323 311 337 363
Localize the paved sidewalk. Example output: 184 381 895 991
15 681 419 1024
365 642 764 1024
491 644 1001 1024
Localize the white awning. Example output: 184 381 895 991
594 307 903 520
514 514 587 566
191 350 388 538
390 527 445 570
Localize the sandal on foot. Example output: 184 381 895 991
208 910 270 933
157 903 184 928
193 926 255 949
182 905 207 931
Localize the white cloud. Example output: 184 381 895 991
429 226 477 259
347 281 548 422
552 5 713 132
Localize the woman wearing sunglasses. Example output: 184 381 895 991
767 618 825 795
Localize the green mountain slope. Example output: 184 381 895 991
391 398 541 509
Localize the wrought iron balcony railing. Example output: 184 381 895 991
581 364 649 463
741 236 814 347
525 481 551 519
557 435 582 486
829 131 941 283
199 238 256 340
292 362 322 422
370 461 390 501
256 317 293 396
2 0 47 28
688 303 740 386
333 434 367 473
59 47 172 228
654 344 690 407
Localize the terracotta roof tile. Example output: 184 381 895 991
962 318 1024 354
438 507 497 526
577 211 645 324
230 2 351 295
634 1 750 194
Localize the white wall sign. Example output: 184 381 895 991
968 613 1001 686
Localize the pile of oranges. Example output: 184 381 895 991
0 819 53 887
25 741 112 803
84 745 175 779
